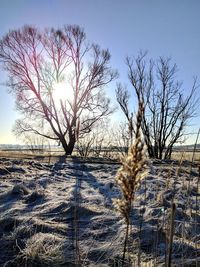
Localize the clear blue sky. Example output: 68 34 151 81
0 0 199 144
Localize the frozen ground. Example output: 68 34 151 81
0 156 199 266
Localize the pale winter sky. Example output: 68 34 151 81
0 0 200 144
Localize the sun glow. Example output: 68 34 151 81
53 81 74 105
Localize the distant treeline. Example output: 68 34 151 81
0 144 199 152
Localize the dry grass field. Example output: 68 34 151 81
171 151 200 163
0 149 199 266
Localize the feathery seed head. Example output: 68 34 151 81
114 101 148 222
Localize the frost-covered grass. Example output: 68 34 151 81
0 156 199 266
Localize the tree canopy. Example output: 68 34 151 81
116 52 198 159
0 25 117 154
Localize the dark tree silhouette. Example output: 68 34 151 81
116 84 134 144
0 25 117 155
116 52 198 159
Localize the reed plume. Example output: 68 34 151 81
115 101 148 264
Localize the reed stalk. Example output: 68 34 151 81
114 102 148 266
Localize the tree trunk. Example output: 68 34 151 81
66 136 76 155
164 146 172 160
59 134 76 155
153 142 159 159
158 147 163 160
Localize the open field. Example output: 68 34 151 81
0 153 200 266
0 147 200 163
171 150 200 163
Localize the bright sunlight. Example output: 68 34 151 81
53 81 74 105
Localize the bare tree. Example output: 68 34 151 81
22 133 47 153
117 52 198 159
111 122 131 157
0 25 117 155
76 135 93 159
116 84 134 143
76 120 109 158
